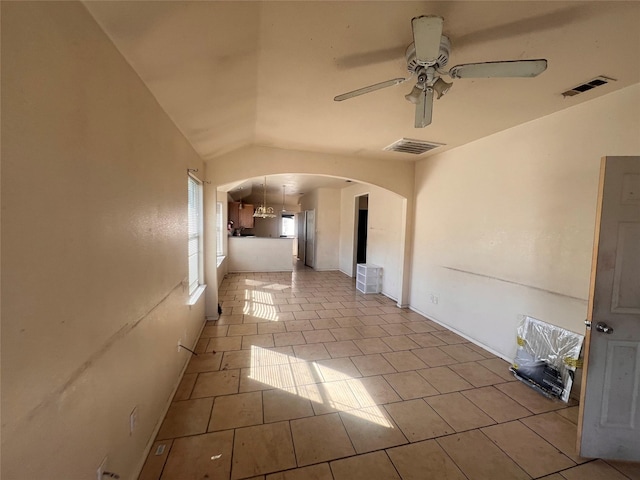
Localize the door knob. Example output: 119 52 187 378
595 322 614 334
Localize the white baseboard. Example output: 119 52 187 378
408 305 513 364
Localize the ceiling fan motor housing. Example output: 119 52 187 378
406 35 451 73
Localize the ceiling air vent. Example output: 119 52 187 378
561 76 616 98
384 138 444 155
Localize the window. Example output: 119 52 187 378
216 201 224 256
187 176 203 295
281 214 295 237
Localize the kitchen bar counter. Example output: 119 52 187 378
227 236 295 272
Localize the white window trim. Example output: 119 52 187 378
188 174 204 297
216 201 224 256
187 284 207 306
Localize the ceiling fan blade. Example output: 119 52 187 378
412 15 443 64
454 6 586 49
449 59 547 79
334 77 407 102
415 87 434 128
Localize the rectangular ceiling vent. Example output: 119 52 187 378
561 76 616 97
384 138 444 155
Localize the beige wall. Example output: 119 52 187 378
315 188 342 271
2 3 206 479
207 144 415 199
299 188 341 271
339 184 405 301
410 84 640 360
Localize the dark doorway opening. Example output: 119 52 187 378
356 195 368 264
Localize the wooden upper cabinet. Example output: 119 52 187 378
239 204 254 228
228 202 240 227
229 202 254 228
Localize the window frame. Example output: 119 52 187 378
216 201 224 256
281 213 295 237
187 175 204 296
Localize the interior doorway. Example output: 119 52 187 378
354 194 368 271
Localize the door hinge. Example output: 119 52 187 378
584 320 592 330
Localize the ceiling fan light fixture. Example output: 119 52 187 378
281 185 287 212
433 77 452 98
405 85 423 104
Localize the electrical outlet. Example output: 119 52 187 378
129 406 138 435
430 294 439 304
97 456 108 480
177 340 182 352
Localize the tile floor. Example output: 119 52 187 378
139 269 639 480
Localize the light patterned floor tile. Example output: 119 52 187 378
439 344 485 362
302 329 336 344
290 413 356 466
437 430 529 480
461 386 532 423
209 391 263 431
425 392 495 432
161 431 233 480
560 460 630 480
150 269 618 480
381 335 420 351
186 351 224 373
384 399 454 441
352 354 397 376
496 381 566 414
412 347 458 366
353 338 393 354
330 451 401 480
173 373 197 401
383 371 439 399
605 460 640 480
347 375 401 406
157 398 213 439
382 351 428 372
263 387 315 423
417 366 473 393
477 357 517 382
407 333 447 348
448 361 504 387
191 370 240 398
324 340 363 358
293 343 331 361
266 463 333 480
520 412 589 464
241 334 275 349
482 421 575 477
387 440 467 480
339 407 408 453
232 422 297 479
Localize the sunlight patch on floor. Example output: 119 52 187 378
243 290 278 321
249 346 393 427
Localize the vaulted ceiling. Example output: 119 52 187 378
86 1 639 168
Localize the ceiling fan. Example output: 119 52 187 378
334 16 548 128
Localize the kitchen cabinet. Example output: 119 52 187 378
229 202 254 228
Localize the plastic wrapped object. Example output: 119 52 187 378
510 316 584 402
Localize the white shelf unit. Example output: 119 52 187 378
356 263 382 294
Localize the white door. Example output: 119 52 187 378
297 213 306 261
578 156 640 461
305 210 315 268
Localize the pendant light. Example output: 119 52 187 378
281 185 287 212
253 176 276 218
